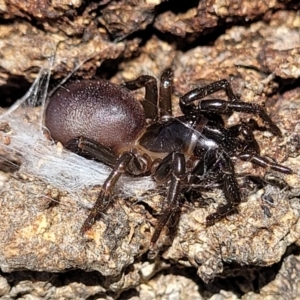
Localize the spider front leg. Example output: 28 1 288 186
180 80 282 136
201 100 281 136
229 121 292 174
229 123 260 154
151 152 186 246
179 79 238 116
239 152 293 174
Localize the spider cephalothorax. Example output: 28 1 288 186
45 69 292 246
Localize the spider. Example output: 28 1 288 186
45 69 292 246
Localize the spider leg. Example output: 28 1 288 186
80 151 146 234
206 149 292 226
159 68 173 117
229 123 260 153
123 68 174 120
151 152 185 246
66 137 153 235
243 174 289 190
181 79 237 104
180 79 282 136
206 152 242 226
199 100 281 136
123 75 158 120
65 137 117 168
66 136 148 234
239 152 293 174
189 150 221 185
180 79 237 115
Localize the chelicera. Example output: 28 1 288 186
45 69 292 246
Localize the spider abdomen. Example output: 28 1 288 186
45 80 146 151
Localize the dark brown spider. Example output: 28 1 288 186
45 69 292 246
